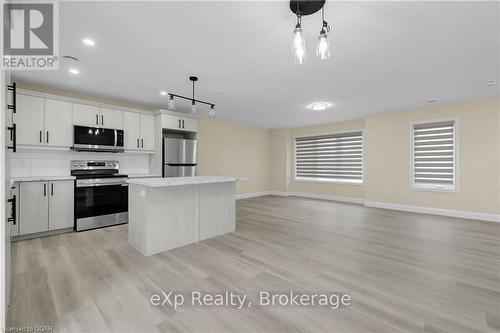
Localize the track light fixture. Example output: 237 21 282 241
166 76 216 116
289 0 331 64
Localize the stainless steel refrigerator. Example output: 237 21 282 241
162 138 197 177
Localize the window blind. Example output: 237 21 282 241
295 131 363 183
412 120 455 187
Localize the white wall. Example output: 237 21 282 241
10 150 149 177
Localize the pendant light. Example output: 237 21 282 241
167 94 175 110
316 7 331 60
289 0 330 64
292 12 306 64
209 104 216 117
191 100 197 114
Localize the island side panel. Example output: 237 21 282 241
146 185 199 255
128 184 148 255
199 181 236 241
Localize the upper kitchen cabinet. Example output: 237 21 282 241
44 99 73 147
73 104 123 129
15 94 45 146
161 113 198 132
99 107 124 130
182 117 198 132
124 112 141 150
140 114 155 151
15 94 73 148
73 103 100 127
123 111 155 152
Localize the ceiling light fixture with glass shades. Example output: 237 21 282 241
290 0 331 64
164 76 216 117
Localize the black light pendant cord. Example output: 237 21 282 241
321 7 330 33
192 80 195 105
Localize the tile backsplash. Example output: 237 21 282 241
11 150 150 177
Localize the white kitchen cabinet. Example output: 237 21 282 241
18 180 74 236
99 107 124 129
182 117 198 132
44 99 73 147
73 103 100 127
19 182 49 235
48 181 74 230
161 114 181 130
124 112 141 150
161 114 197 132
73 104 123 129
15 94 45 146
140 114 155 151
15 94 73 148
124 112 155 152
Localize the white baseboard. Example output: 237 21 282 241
288 192 364 204
236 191 362 204
236 192 273 200
364 201 500 223
236 192 499 223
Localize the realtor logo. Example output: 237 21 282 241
1 1 59 69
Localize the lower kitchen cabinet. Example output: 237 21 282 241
19 180 74 236
48 181 74 230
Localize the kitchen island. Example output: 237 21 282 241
127 176 237 256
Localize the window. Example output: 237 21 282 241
411 120 457 191
295 131 363 184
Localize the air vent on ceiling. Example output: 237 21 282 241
62 55 79 61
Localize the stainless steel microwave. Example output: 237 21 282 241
73 125 124 152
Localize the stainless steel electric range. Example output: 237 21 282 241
71 160 128 231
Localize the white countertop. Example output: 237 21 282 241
127 174 162 179
128 176 239 187
11 175 76 184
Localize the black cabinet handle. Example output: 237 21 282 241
43 183 46 197
178 119 181 128
7 195 16 225
7 82 16 113
182 120 185 129
101 115 104 126
7 123 16 153
39 130 42 143
96 114 99 125
137 138 139 148
51 183 54 196
46 131 49 143
141 138 144 148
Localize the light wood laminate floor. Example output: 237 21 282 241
7 196 500 332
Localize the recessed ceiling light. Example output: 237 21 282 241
309 102 329 111
82 38 95 46
69 68 79 75
160 91 167 96
426 100 436 103
484 80 497 86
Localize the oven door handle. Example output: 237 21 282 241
77 182 128 188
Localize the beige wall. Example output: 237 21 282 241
271 98 500 214
269 128 290 192
197 117 270 195
364 99 500 214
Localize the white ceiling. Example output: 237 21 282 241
13 1 500 128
